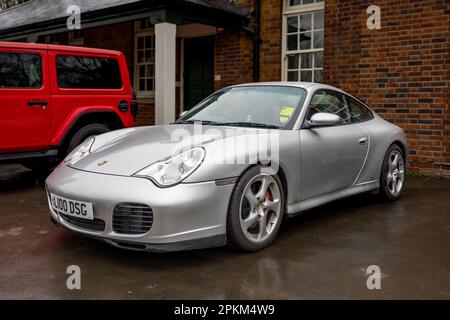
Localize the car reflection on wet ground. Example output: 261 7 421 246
0 164 449 299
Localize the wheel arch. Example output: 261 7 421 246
390 140 408 164
58 111 125 153
236 160 289 210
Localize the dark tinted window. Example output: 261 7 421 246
0 53 42 88
347 97 374 123
308 90 350 124
56 55 122 89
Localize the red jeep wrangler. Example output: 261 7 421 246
0 42 137 171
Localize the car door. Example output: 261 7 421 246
299 90 369 200
0 48 51 153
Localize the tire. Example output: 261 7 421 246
378 144 406 201
66 123 111 155
227 165 285 252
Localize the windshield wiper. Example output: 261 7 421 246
216 122 280 129
173 120 221 126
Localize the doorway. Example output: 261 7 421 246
183 36 214 111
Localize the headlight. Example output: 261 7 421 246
64 137 95 165
134 147 205 187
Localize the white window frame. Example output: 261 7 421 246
134 20 155 99
282 0 325 81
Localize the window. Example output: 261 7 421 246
179 86 307 129
308 90 350 124
0 0 31 12
346 96 374 123
56 55 122 89
0 52 42 88
288 0 323 6
283 0 324 83
135 19 155 98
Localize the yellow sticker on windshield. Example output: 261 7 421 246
279 106 295 124
280 106 295 117
280 116 290 124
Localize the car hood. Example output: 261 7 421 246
70 124 272 176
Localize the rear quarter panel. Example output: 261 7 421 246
355 114 408 184
47 50 134 146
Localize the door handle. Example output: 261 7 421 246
359 137 368 145
28 100 48 109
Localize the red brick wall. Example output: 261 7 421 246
214 0 282 90
324 0 450 176
259 0 282 81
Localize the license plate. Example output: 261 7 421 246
50 193 94 221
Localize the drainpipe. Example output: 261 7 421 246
253 0 261 82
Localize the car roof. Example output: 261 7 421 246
0 41 122 57
230 82 346 93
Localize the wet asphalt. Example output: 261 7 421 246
0 164 449 299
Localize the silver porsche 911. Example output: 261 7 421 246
46 82 408 252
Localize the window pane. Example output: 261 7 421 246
56 56 122 89
138 37 144 50
289 0 301 5
309 91 350 123
288 55 299 69
303 0 314 4
301 53 313 68
0 53 42 88
347 97 374 123
287 16 298 33
146 79 154 91
138 51 144 63
287 34 298 51
313 30 324 49
139 79 146 91
299 14 312 32
314 52 323 68
145 36 153 47
314 11 324 29
145 50 154 62
314 69 323 83
139 65 146 77
180 86 307 129
299 32 312 49
288 71 299 81
300 70 312 82
146 65 154 78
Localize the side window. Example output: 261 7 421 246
347 97 374 123
56 55 122 89
0 52 42 88
308 90 350 124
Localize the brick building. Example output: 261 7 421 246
0 0 448 176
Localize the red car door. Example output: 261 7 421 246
0 47 52 153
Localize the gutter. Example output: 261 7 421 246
253 0 261 82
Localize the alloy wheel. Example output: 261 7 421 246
387 150 405 197
239 174 282 244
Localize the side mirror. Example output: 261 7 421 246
308 112 342 127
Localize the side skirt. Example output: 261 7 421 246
286 181 379 216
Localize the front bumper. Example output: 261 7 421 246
45 165 235 252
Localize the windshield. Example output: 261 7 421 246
177 86 306 129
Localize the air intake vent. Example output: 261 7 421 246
113 203 153 235
60 213 106 232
